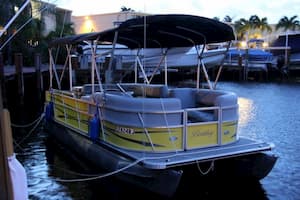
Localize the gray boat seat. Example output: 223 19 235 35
196 89 238 121
133 84 169 98
102 93 182 127
82 84 102 95
169 88 197 108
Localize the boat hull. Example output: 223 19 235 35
44 119 277 197
44 120 183 197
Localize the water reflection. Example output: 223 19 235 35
218 81 300 200
238 97 255 127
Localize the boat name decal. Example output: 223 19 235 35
116 126 134 134
192 130 213 137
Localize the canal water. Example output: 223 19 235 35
12 81 300 200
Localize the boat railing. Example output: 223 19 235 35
185 104 238 149
46 90 94 134
47 87 238 151
97 95 238 150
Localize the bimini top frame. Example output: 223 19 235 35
48 14 235 91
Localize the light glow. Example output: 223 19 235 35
240 41 247 48
262 42 268 48
82 16 95 33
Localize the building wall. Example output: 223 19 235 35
72 11 148 34
41 9 56 36
31 0 72 36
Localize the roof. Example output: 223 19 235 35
49 14 235 49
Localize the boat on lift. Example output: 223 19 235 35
44 14 277 197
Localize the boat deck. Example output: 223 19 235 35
113 137 274 169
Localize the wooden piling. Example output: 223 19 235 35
0 85 14 200
244 48 249 81
35 53 41 90
35 53 42 112
238 54 243 81
14 53 24 106
0 52 7 107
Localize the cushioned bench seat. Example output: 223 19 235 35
169 88 238 122
101 93 182 127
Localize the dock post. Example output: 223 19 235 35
14 53 24 106
71 55 79 86
244 48 249 81
285 48 290 67
238 54 243 81
35 53 42 112
0 85 14 200
0 52 7 107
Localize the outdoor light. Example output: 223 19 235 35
240 41 247 48
83 16 95 33
262 42 268 48
14 6 19 12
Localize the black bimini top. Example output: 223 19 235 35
49 14 235 49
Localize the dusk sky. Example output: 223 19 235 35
54 0 300 24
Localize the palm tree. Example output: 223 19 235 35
257 17 272 33
234 15 271 42
248 15 272 38
121 6 135 12
213 17 220 21
233 18 251 40
223 15 233 23
276 15 300 31
249 15 272 33
275 15 300 65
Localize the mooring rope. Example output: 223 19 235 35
53 157 144 183
196 160 215 175
25 146 217 183
13 113 45 147
11 113 44 128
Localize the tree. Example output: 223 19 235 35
213 17 220 21
233 15 271 41
248 15 272 40
275 15 300 65
223 15 233 23
233 18 251 40
1 0 75 65
255 17 272 33
0 0 36 65
248 15 272 34
44 12 75 65
276 15 300 31
121 6 135 12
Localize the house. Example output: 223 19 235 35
71 11 148 34
31 0 72 36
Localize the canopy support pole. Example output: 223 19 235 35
136 57 149 84
201 59 212 89
48 49 53 89
66 45 73 91
148 49 168 84
213 41 232 89
134 49 140 83
164 50 168 86
48 48 61 90
106 31 118 84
